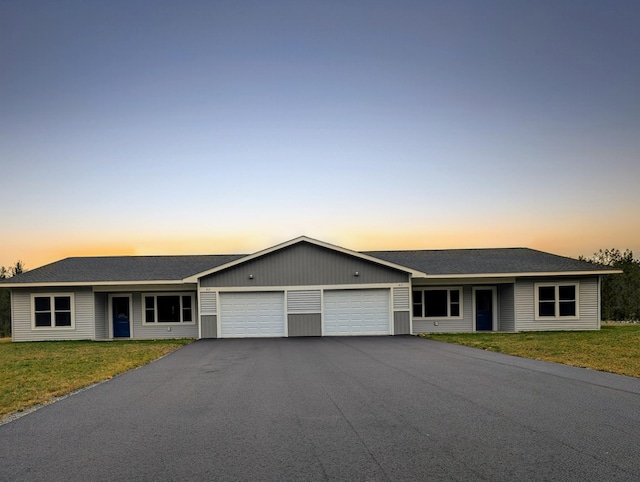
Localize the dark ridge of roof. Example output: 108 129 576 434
362 247 609 275
2 254 246 284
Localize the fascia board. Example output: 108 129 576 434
1 280 188 288
183 235 427 282
414 269 623 279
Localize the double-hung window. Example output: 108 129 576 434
535 283 579 319
32 294 75 329
412 288 462 318
143 294 194 324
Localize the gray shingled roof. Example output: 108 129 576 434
2 247 612 285
363 248 608 275
2 254 245 284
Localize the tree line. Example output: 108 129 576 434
0 250 638 338
579 249 640 322
0 261 25 337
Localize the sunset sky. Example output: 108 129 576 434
1 0 639 270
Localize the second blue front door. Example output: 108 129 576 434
113 297 130 338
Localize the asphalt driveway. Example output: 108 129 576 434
1 337 640 481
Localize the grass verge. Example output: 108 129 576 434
420 323 640 378
0 338 192 419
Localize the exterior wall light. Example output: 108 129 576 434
249 274 254 280
354 271 359 277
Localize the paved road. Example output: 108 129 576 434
1 337 640 481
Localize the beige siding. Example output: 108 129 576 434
130 293 198 339
498 284 515 332
288 313 322 336
515 277 599 331
12 287 95 342
412 286 473 334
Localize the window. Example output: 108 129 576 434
143 294 194 324
32 294 74 329
412 288 463 318
535 284 578 319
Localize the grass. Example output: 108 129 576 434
0 338 192 419
420 323 640 378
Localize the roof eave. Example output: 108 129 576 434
413 269 622 279
1 280 193 288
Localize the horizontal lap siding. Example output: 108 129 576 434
94 293 108 339
515 277 599 331
131 293 199 339
498 284 515 332
12 287 95 341
412 286 473 334
200 242 408 287
288 290 321 313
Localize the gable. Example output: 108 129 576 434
199 241 409 288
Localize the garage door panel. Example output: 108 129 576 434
324 289 390 336
220 292 285 338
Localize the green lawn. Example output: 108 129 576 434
0 338 192 419
420 323 640 378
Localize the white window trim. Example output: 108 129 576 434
142 292 196 325
31 293 76 330
534 283 580 320
412 287 463 320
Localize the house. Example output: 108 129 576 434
0 236 620 341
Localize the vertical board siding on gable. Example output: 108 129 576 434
11 287 95 342
515 277 599 331
94 293 108 340
498 284 515 332
412 286 473 334
287 290 321 313
200 242 409 288
130 292 199 339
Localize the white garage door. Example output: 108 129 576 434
323 289 390 336
220 292 285 338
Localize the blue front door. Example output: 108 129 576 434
112 297 130 338
476 289 493 331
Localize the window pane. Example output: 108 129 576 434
56 312 72 327
55 296 71 311
450 290 460 303
450 303 460 317
538 286 555 302
157 296 181 323
559 301 576 317
145 296 155 323
425 290 448 317
539 301 555 317
182 296 192 322
35 297 50 312
35 312 51 327
412 291 423 317
559 286 575 301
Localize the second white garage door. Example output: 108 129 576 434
323 289 390 336
219 292 285 338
